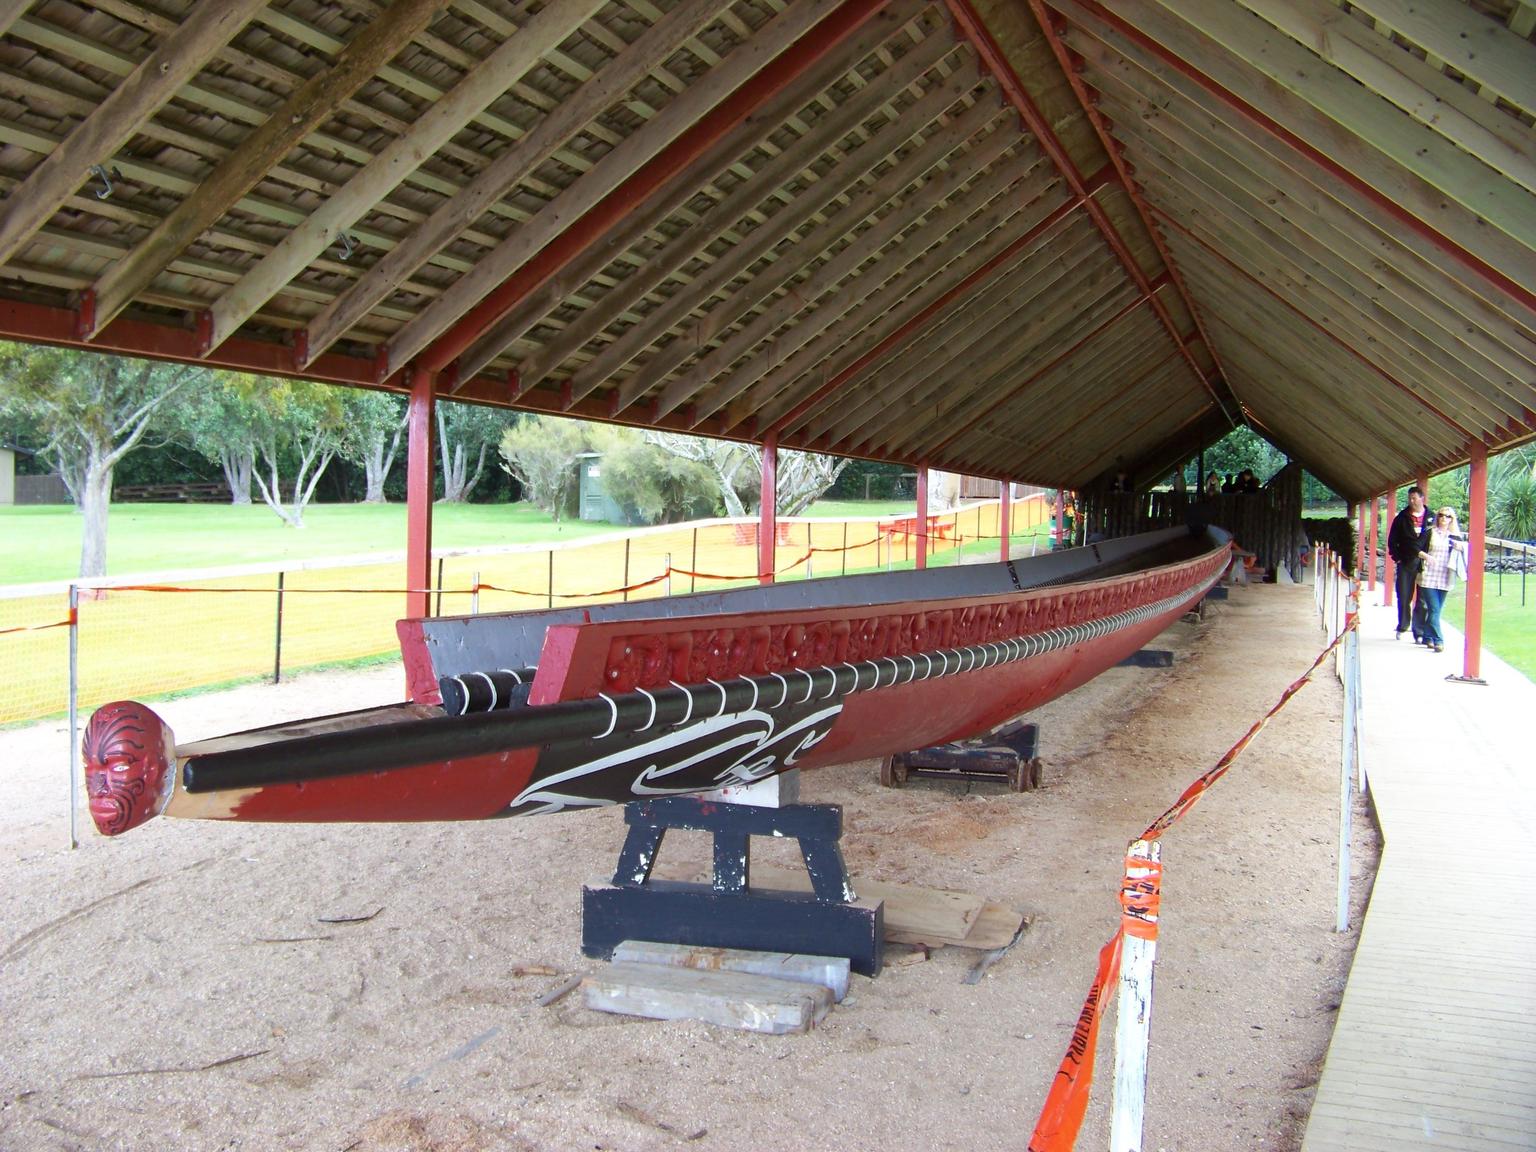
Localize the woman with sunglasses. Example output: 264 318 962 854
1416 507 1466 653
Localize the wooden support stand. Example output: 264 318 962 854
879 718 1042 792
582 796 884 977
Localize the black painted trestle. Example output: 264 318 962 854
582 796 884 977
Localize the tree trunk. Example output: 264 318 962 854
363 442 390 502
221 450 253 505
78 456 113 577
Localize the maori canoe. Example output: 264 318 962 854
83 525 1231 837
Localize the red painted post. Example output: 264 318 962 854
999 482 1011 562
1367 495 1378 591
405 367 435 622
1464 443 1488 681
915 462 929 570
759 433 777 585
1382 493 1395 609
1355 503 1365 576
1417 472 1430 500
1053 489 1062 549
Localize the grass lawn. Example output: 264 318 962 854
801 498 916 518
0 502 624 585
1442 584 1536 683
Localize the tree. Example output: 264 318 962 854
1490 446 1536 541
0 343 199 576
244 377 347 527
436 400 505 503
341 389 406 503
591 426 716 523
174 371 260 504
498 414 589 520
645 432 849 517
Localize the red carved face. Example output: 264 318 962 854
83 702 173 836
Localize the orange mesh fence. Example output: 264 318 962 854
0 497 1048 725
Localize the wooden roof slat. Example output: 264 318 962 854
203 0 612 354
792 210 1107 444
1082 51 1536 395
1143 0 1536 257
1344 0 1536 117
86 0 452 338
864 255 1138 454
513 18 963 397
386 0 855 379
449 2 924 386
614 90 1014 419
894 282 1153 457
1057 0 1536 318
795 228 1097 443
0 0 267 267
706 172 1062 429
300 0 737 368
1125 140 1530 429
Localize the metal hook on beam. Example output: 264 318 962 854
88 165 115 200
335 232 358 261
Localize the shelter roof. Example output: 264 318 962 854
0 0 1532 499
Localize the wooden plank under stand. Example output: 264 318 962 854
880 717 1043 792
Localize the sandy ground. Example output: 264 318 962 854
0 582 1377 1151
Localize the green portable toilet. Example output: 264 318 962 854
576 452 627 523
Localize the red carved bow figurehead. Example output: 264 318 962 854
82 702 174 836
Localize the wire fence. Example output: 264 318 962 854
1 496 1050 726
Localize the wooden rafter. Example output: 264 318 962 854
299 0 737 368
201 0 611 355
0 0 268 269
496 16 961 394
451 5 925 392
85 0 450 339
393 0 869 379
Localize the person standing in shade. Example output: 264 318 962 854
1386 486 1429 640
1415 507 1466 654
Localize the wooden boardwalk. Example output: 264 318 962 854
1302 593 1536 1151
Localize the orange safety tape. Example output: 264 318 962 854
476 570 672 600
0 613 74 636
1119 857 1162 942
1027 931 1124 1152
1028 612 1357 1150
1137 613 1356 844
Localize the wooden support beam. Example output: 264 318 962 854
497 13 958 393
596 65 1000 416
630 115 1030 422
203 0 609 354
1028 0 1241 413
947 0 1235 423
915 460 929 570
451 5 921 392
805 218 1104 445
0 0 267 268
1055 0 1536 321
400 0 883 380
299 0 735 366
86 0 449 339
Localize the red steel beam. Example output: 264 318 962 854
412 0 895 380
915 460 930 570
1063 0 1536 323
920 272 1167 461
1027 0 1239 415
782 188 1101 444
0 297 404 390
1367 493 1378 591
405 368 436 622
999 484 1011 561
759 432 778 585
1151 205 1476 442
944 0 1233 422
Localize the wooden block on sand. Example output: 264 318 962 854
583 963 834 1034
613 940 850 1002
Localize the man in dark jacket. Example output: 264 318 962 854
1386 487 1429 639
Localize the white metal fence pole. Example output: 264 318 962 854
67 582 79 851
1337 586 1358 932
1111 839 1161 1152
